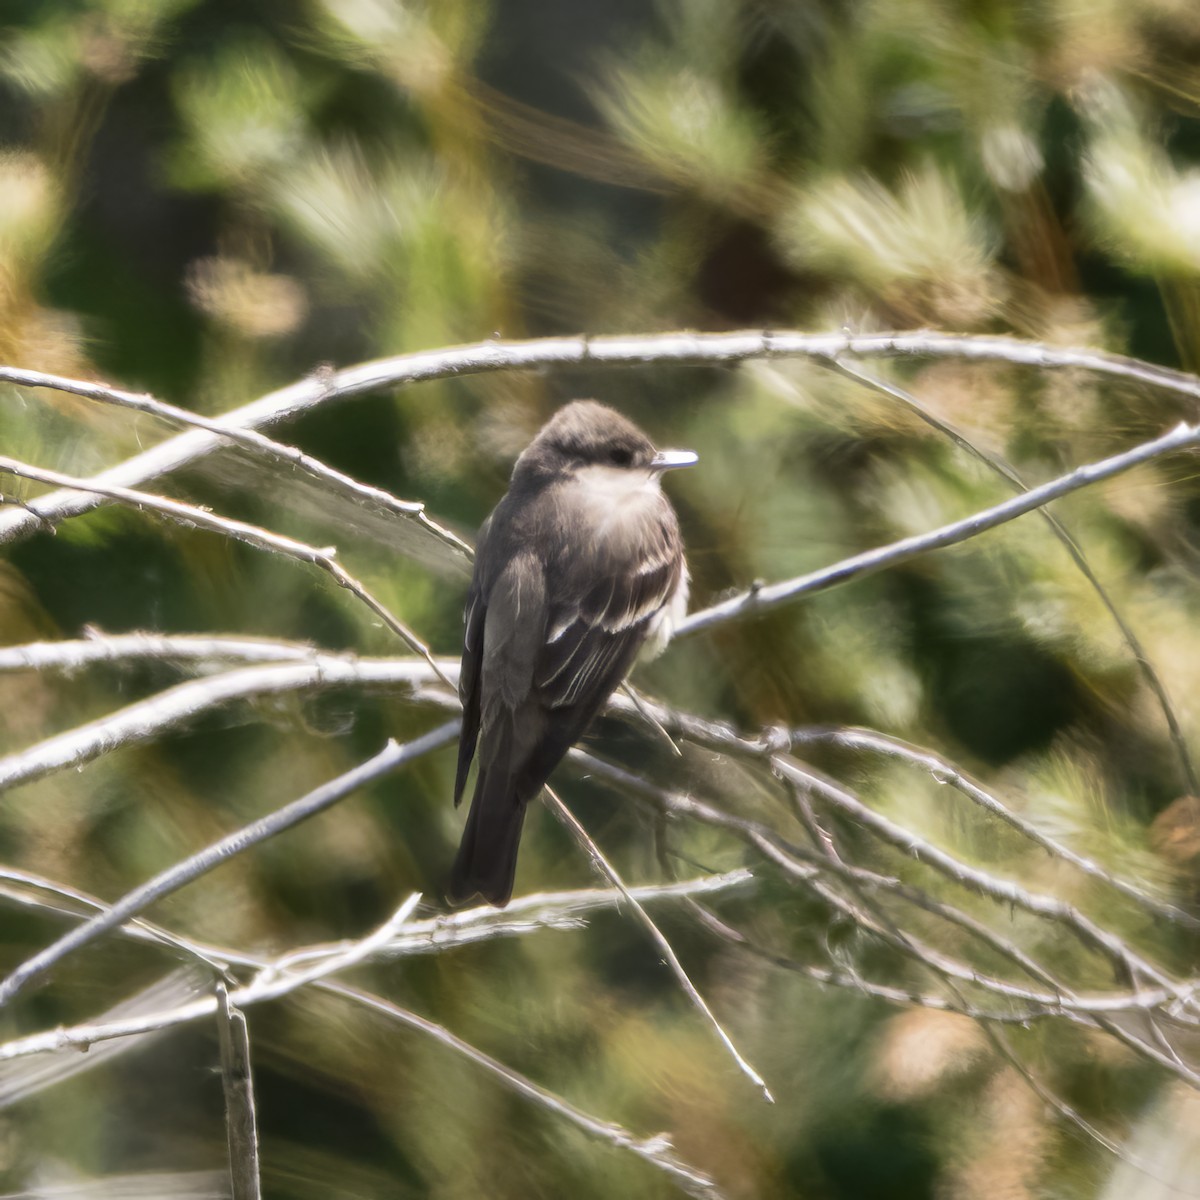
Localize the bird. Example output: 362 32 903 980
448 400 696 906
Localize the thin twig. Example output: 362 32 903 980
2 333 1190 556
4 410 1196 660
571 750 1200 1022
980 1022 1200 1196
0 363 472 565
543 785 773 1103
5 330 1200 549
242 894 423 998
0 864 233 977
216 982 262 1200
601 695 1194 1004
0 884 730 1196
0 970 211 1109
0 455 453 687
823 357 1200 796
780 775 1200 1088
620 682 683 756
6 639 1190 1025
0 869 754 992
676 419 1200 637
795 725 1200 929
326 975 725 1199
0 631 339 673
774 754 1190 1006
0 658 448 792
0 726 457 1008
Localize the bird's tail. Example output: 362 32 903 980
447 765 527 908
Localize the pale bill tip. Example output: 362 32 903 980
650 448 699 471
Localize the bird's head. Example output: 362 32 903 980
515 400 697 482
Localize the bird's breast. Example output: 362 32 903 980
568 465 664 545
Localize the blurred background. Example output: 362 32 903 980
4 0 1200 1196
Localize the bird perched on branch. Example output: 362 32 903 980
449 400 696 906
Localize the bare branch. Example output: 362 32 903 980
0 455 452 685
0 863 753 998
0 864 234 976
571 751 1200 1021
0 868 754 983
822 357 1200 796
6 634 1189 1033
0 363 471 566
0 658 450 792
795 726 1199 929
4 331 1199 549
0 726 457 1008
0 970 209 1109
241 894 424 1001
0 631 337 673
0 879 737 1196
216 982 262 1200
979 1023 1200 1194
676 419 1200 637
328 975 724 1199
775 754 1190 1003
599 694 1194 1001
544 785 773 1103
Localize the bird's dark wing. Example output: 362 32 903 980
450 552 548 905
538 553 679 704
519 541 681 794
453 517 492 807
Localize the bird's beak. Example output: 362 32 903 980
650 448 698 472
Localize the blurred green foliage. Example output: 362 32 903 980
3 1 1200 1196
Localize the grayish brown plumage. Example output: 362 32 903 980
449 400 695 906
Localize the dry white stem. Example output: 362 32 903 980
781 777 1200 1089
0 900 427 1060
329 978 724 1198
774 756 1191 1008
571 752 1200 1019
0 363 471 566
0 879 737 1196
800 726 1197 928
10 332 1197 1185
0 871 754 995
3 329 1200 546
0 727 458 1007
2 402 1191 694
0 631 334 673
0 864 232 974
8 640 1177 1031
0 969 208 1108
0 1169 231 1197
677 419 1200 637
620 682 683 756
544 786 774 1103
600 692 1193 1004
215 982 262 1200
4 634 1187 1034
0 658 446 792
979 1021 1200 1190
278 870 756 965
0 871 758 1195
0 867 753 1009
239 894 423 1002
3 401 1195 723
824 358 1199 796
0 454 450 685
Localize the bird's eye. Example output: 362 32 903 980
608 447 634 466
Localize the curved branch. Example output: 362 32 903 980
3 330 1199 545
0 725 458 1008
